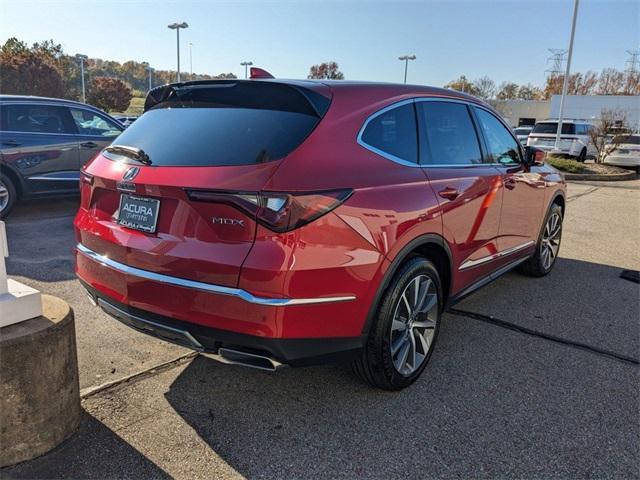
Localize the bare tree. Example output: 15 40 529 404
597 68 625 95
496 82 519 100
472 76 496 100
588 109 630 162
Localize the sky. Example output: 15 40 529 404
1 0 638 87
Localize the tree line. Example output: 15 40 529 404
444 69 639 101
0 38 236 111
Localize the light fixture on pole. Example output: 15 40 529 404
554 0 580 152
168 22 189 82
75 54 88 103
189 42 193 80
398 55 416 84
240 61 253 79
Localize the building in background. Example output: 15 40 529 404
492 100 550 127
493 95 640 130
549 95 639 130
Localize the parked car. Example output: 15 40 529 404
0 95 124 217
75 79 566 390
602 134 640 171
514 126 533 145
527 119 596 162
114 115 138 128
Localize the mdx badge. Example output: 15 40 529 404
213 217 245 227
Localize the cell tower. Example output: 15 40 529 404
546 49 567 77
625 49 640 74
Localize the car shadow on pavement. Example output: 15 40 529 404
163 305 639 480
2 410 171 479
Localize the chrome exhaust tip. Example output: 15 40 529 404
216 348 284 372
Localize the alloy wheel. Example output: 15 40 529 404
541 212 562 270
389 274 438 376
0 179 9 214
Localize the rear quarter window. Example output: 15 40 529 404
359 103 418 164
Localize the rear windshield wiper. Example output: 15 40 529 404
103 145 152 165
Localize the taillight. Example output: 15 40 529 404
186 189 353 233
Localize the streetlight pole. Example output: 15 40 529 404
189 42 193 80
554 0 579 152
240 61 253 79
168 22 189 82
398 55 416 84
142 62 153 91
75 54 88 103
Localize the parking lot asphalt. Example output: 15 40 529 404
3 180 639 479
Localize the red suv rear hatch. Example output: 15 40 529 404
75 80 332 288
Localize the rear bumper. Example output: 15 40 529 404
81 280 364 366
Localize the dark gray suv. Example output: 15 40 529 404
0 95 124 217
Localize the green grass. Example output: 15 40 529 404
112 96 145 116
546 155 586 174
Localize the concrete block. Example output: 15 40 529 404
0 295 80 467
0 279 43 328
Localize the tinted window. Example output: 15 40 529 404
112 108 319 166
475 108 522 165
532 122 576 135
514 128 532 136
614 135 640 145
417 102 482 165
70 108 122 137
2 104 74 134
361 103 418 164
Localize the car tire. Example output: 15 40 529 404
577 148 587 162
352 257 442 390
0 174 17 219
518 203 563 277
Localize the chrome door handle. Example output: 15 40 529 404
81 141 99 149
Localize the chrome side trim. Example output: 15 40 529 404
459 241 535 271
27 171 80 181
77 243 356 306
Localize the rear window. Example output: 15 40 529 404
109 82 330 167
613 135 640 145
532 122 576 135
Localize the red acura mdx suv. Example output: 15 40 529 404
75 78 565 389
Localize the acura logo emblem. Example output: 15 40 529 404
122 167 140 181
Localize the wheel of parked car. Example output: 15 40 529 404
353 257 442 390
519 203 563 277
577 148 587 162
0 174 17 219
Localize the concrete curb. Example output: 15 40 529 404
563 171 637 181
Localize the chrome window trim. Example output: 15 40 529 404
459 240 535 271
356 98 421 168
77 243 356 306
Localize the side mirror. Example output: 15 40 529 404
524 146 545 167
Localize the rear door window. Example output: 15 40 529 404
360 103 418 164
70 108 123 138
474 108 522 165
417 101 482 165
109 82 331 167
2 104 75 134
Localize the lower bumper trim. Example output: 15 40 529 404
82 281 364 367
